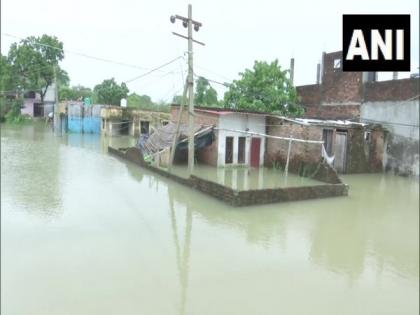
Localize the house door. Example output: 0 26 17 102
34 103 43 117
334 132 347 173
250 137 261 167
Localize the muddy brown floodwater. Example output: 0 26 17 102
1 123 419 315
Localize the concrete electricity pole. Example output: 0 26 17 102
170 4 204 175
53 65 60 134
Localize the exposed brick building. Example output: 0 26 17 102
265 116 386 174
296 51 419 120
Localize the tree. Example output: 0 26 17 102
195 77 218 106
223 60 303 115
0 54 23 122
93 78 129 105
60 85 93 101
7 35 68 105
0 54 17 92
172 94 184 104
127 93 154 108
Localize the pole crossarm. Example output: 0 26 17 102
172 32 205 46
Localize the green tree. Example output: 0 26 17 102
195 76 218 106
7 35 68 105
172 94 184 104
93 78 129 105
59 85 93 101
0 54 23 122
223 60 303 115
127 93 154 108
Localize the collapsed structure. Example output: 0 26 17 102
139 122 214 166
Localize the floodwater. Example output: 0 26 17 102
1 123 419 315
169 164 324 190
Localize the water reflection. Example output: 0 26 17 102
165 167 419 283
2 124 418 315
1 123 62 218
170 164 324 190
168 194 192 315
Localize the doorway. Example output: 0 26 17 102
250 137 261 167
334 131 347 173
34 103 43 117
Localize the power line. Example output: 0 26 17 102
195 64 232 82
193 73 231 87
124 56 184 83
2 32 182 75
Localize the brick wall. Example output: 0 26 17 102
170 105 219 127
364 78 420 102
304 105 360 120
321 51 364 104
265 117 323 167
297 84 321 106
265 117 385 174
297 52 419 120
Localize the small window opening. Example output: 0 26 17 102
333 58 341 70
225 137 233 164
238 137 246 164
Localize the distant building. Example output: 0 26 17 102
20 83 57 118
100 105 170 137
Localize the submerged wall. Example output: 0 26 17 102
265 117 385 174
108 146 348 207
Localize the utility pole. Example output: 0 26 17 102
168 81 188 171
170 4 204 175
187 5 194 175
53 66 60 134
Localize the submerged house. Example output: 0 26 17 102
168 105 386 174
170 105 266 167
265 116 386 173
101 106 170 137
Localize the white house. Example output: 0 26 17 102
170 106 266 167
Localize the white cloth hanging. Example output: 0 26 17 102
322 144 335 166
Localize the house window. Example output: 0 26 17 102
333 58 341 70
238 137 246 164
322 129 333 155
140 121 150 134
162 121 169 126
225 137 233 164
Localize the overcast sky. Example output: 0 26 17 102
2 0 419 102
